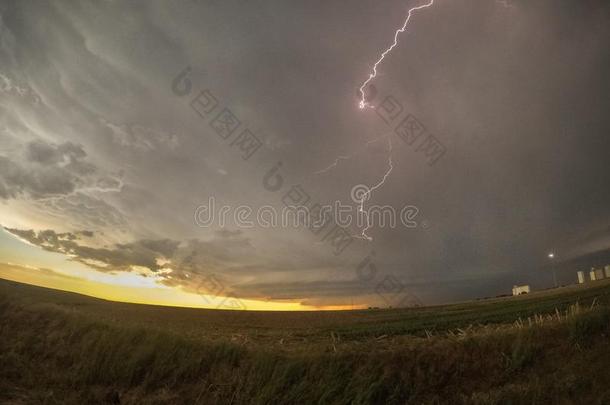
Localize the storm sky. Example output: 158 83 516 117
0 0 609 309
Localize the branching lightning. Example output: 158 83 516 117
344 0 504 240
313 0 437 241
356 137 394 241
349 0 435 240
313 155 351 175
313 133 392 176
358 0 435 110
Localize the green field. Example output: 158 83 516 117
1 278 609 404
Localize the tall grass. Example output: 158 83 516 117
1 286 609 404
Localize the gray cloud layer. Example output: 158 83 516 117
0 0 608 306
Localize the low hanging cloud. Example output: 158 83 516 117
4 227 179 273
0 139 123 200
0 155 76 199
2 226 369 306
26 140 87 167
3 226 260 286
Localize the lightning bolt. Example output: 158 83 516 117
358 0 435 109
356 137 394 241
350 0 435 240
314 0 436 241
313 155 351 175
313 133 392 176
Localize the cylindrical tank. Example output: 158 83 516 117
595 268 604 280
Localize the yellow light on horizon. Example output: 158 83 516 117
0 262 353 312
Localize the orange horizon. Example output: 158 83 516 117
0 263 361 312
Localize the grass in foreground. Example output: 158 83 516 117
1 279 609 404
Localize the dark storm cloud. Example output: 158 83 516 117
0 0 608 305
26 140 86 166
4 226 358 305
5 227 179 273
0 139 121 200
4 226 249 277
0 155 77 198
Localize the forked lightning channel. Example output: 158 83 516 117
354 0 435 240
358 0 435 110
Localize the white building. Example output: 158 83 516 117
577 271 585 284
595 268 605 280
590 269 598 281
605 265 610 279
512 285 530 296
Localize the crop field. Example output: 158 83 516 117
1 278 609 404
